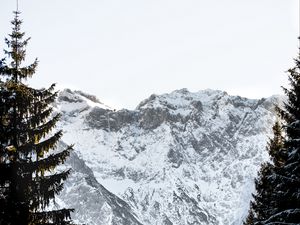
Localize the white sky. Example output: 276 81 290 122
0 0 299 109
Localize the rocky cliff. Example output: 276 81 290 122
53 88 282 225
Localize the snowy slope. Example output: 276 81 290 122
54 88 282 225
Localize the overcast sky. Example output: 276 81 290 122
0 0 299 109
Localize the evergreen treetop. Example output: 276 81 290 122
244 40 300 224
0 10 75 225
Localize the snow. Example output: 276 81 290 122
54 88 283 225
96 176 138 195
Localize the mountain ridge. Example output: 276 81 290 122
53 88 283 225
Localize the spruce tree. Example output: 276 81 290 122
244 42 300 224
244 121 285 224
0 11 75 225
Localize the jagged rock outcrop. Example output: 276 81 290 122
56 142 142 225
54 88 283 225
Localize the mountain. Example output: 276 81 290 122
53 88 282 225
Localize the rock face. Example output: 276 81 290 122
55 142 142 225
54 88 283 225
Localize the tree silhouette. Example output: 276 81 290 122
0 11 75 225
244 42 300 224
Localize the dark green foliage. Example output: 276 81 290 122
244 122 284 225
0 11 75 225
244 43 300 224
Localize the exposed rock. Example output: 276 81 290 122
56 142 143 225
54 88 284 225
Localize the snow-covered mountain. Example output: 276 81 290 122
53 88 282 225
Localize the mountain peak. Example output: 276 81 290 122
53 87 283 225
137 88 225 110
56 89 114 115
